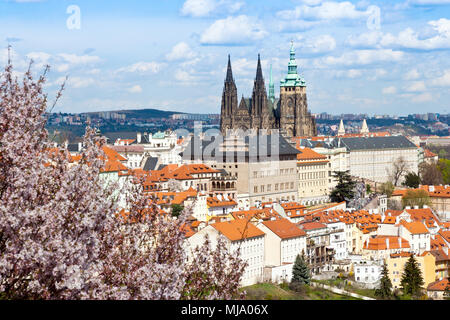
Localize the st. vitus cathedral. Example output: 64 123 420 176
220 42 317 137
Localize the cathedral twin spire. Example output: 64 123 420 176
220 44 317 137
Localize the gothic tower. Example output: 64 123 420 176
279 41 316 137
220 55 238 134
251 54 268 132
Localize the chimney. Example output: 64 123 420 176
429 186 435 192
137 132 142 144
398 237 402 249
443 246 448 256
414 205 419 209
386 238 389 250
423 205 428 209
405 206 411 210
78 142 82 152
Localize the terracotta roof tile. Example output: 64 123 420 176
212 219 265 241
427 278 449 291
262 218 306 239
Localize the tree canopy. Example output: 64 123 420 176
402 189 431 208
329 171 356 203
291 254 310 285
400 254 424 297
375 263 393 300
403 172 420 189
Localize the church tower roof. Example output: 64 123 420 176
338 119 346 136
361 119 369 134
280 41 306 87
269 64 275 103
255 54 264 82
225 54 234 83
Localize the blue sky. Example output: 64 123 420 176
1 0 450 116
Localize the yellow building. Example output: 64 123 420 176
296 147 329 206
386 252 436 290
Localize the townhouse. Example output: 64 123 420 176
362 235 411 260
386 252 436 290
257 218 307 283
297 221 334 274
398 220 431 255
186 219 266 287
296 147 330 206
181 133 300 208
427 278 449 300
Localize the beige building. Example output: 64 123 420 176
335 136 419 184
427 278 449 300
296 147 329 206
257 218 307 283
186 219 265 287
182 133 300 208
386 252 436 290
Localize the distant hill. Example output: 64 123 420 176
84 108 184 119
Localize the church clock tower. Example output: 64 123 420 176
279 41 316 137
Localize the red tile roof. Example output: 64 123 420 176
212 219 265 241
296 147 328 161
262 218 306 239
298 221 327 231
207 196 237 208
400 220 430 234
364 236 410 250
427 278 449 291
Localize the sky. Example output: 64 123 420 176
1 0 450 116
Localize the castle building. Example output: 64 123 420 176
220 42 317 138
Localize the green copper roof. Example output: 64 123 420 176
269 64 275 103
280 41 306 87
153 132 165 139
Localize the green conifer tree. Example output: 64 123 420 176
329 171 356 203
375 263 393 299
291 254 311 285
400 254 424 297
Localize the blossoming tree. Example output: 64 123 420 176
0 61 246 300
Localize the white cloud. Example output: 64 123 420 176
181 0 217 17
278 19 320 32
347 18 450 50
411 92 433 103
431 70 450 86
127 85 142 93
404 81 427 92
277 1 371 21
404 69 420 80
175 70 195 82
347 31 384 48
55 76 95 89
409 0 450 4
26 52 51 67
200 15 267 45
298 35 336 54
383 86 397 94
55 64 70 73
321 49 404 66
166 42 197 61
117 62 165 74
180 0 244 17
58 53 101 65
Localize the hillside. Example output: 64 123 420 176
84 108 184 119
